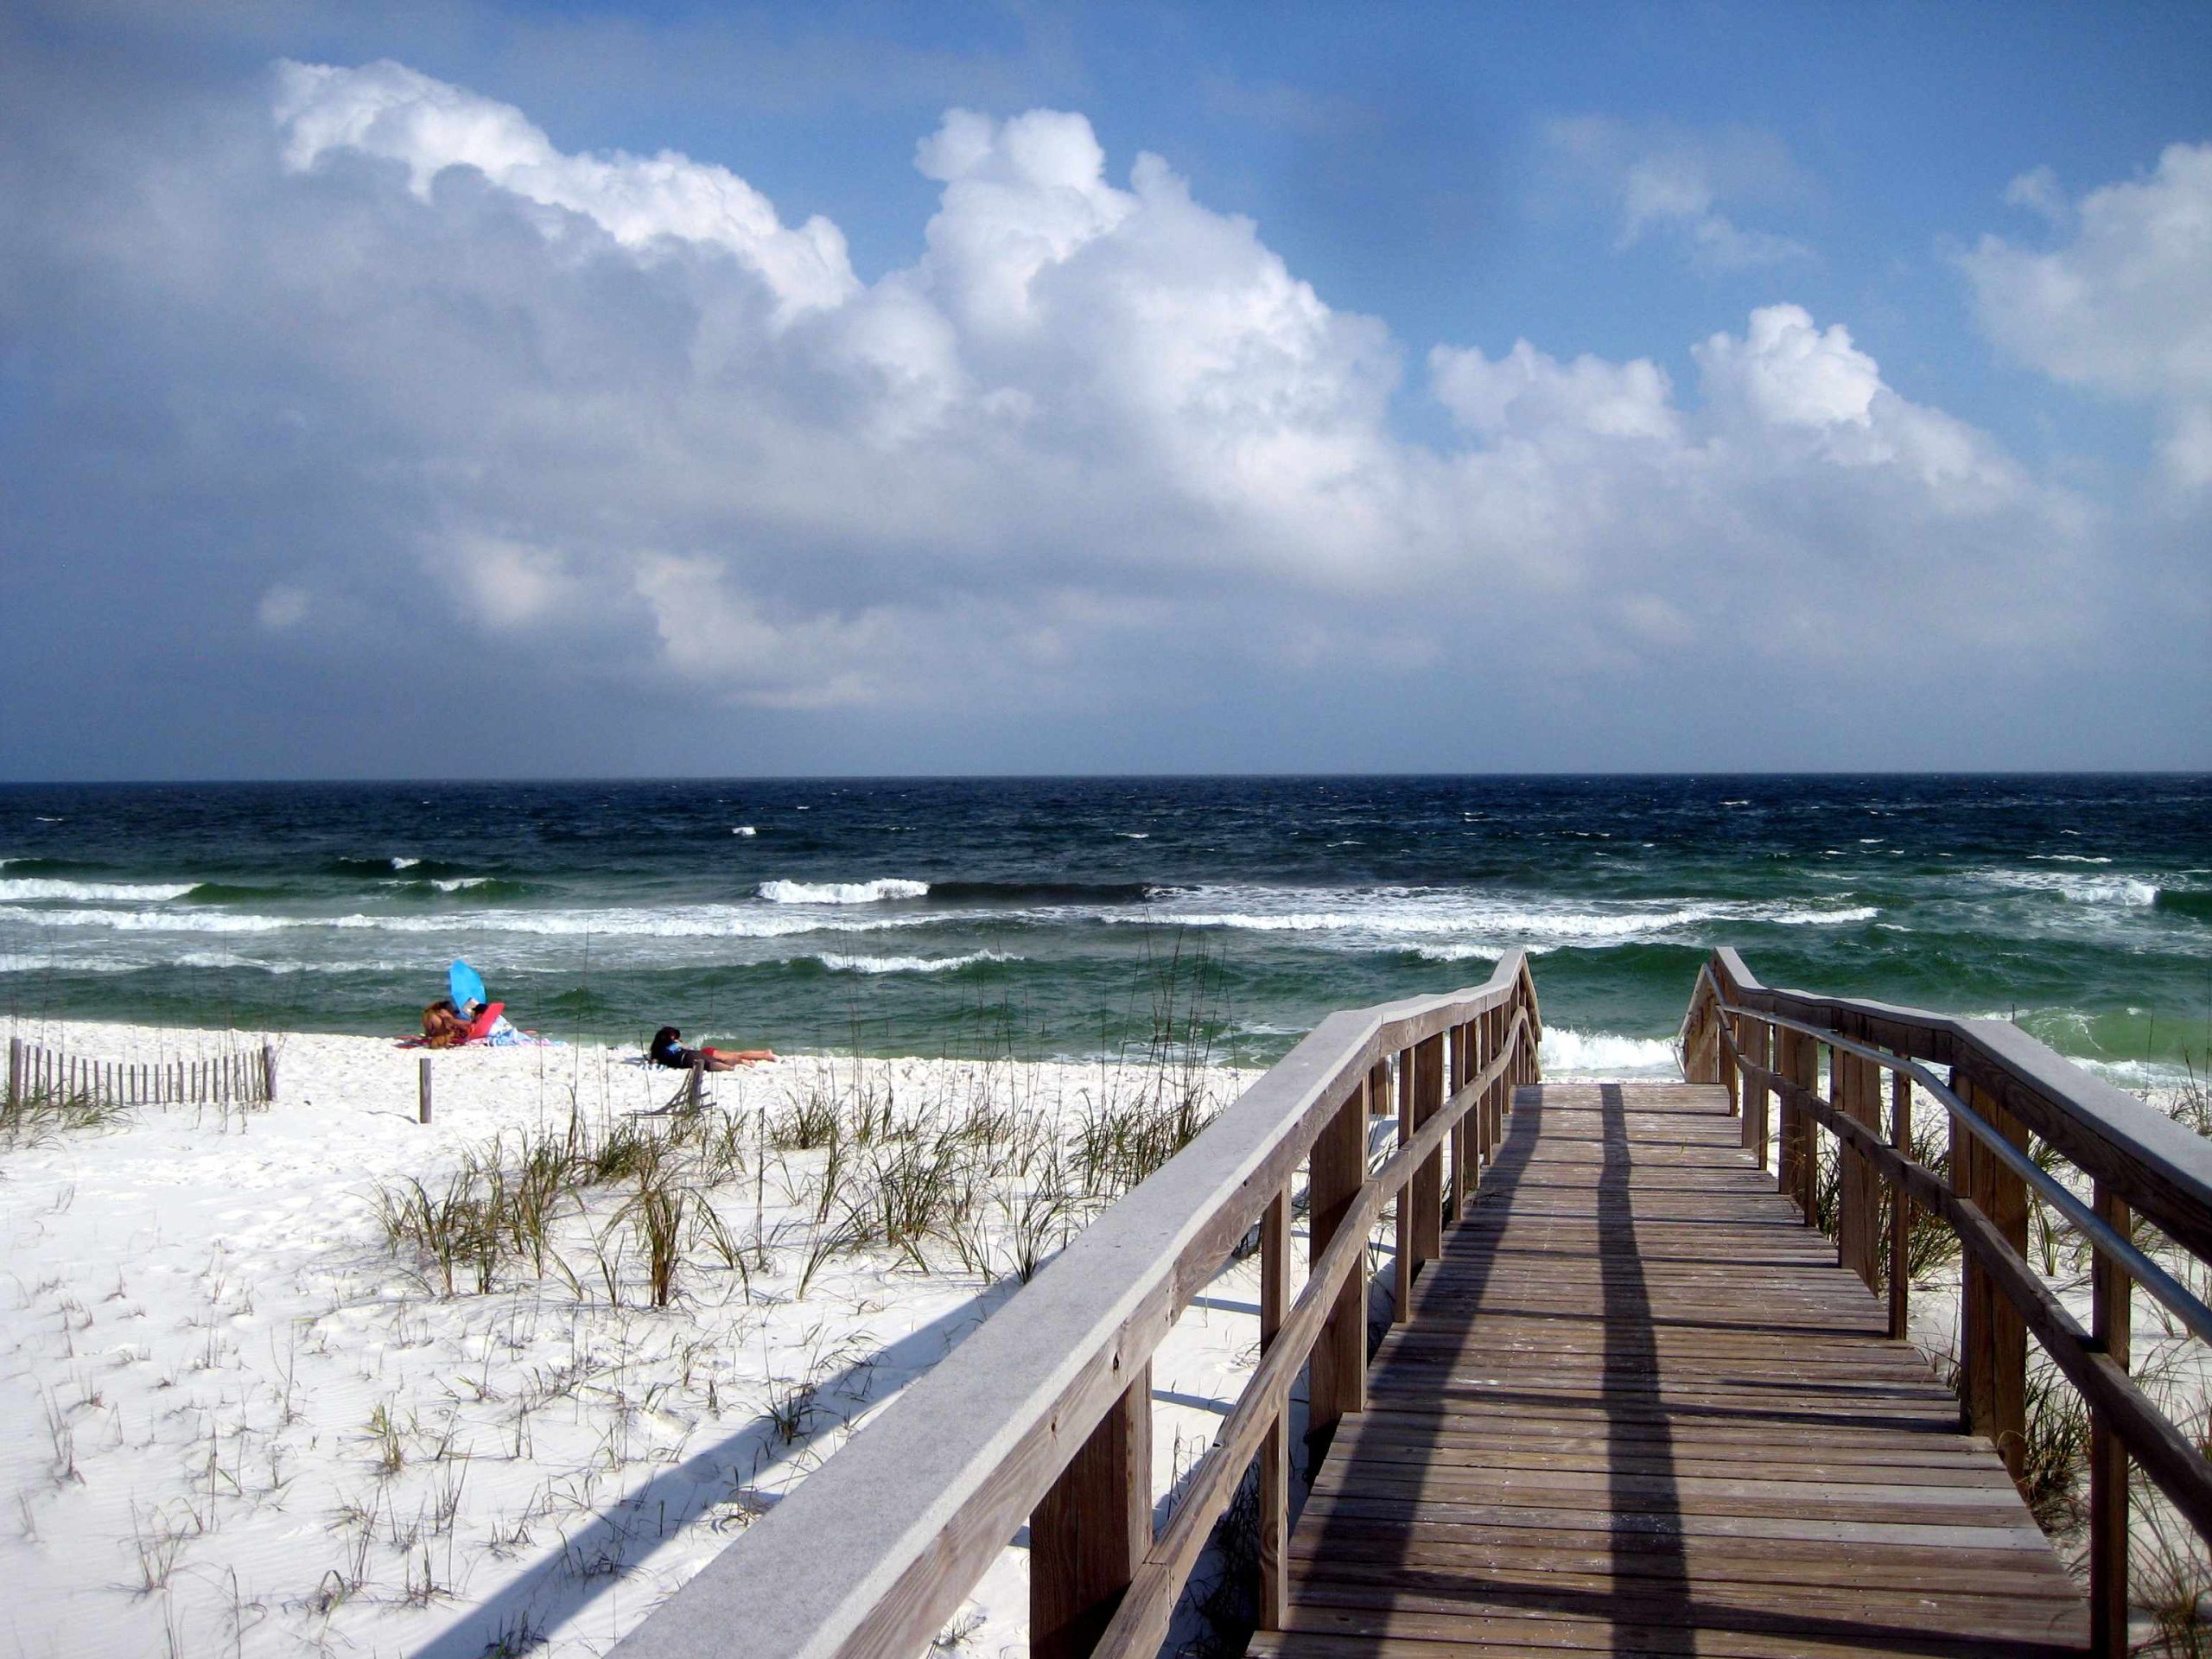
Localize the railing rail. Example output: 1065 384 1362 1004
1681 947 2212 1658
613 950 1542 1659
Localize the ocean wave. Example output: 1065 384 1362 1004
732 826 757 836
0 902 940 940
0 878 198 902
759 878 930 905
813 950 1016 976
1984 869 2159 906
1104 888 1873 944
1541 1027 1682 1076
932 879 1157 905
2031 854 2113 864
324 855 468 879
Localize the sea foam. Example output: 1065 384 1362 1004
759 878 930 905
813 950 1014 975
1541 1027 1682 1076
0 879 196 903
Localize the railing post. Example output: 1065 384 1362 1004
1257 1189 1289 1631
1446 1022 1467 1224
1392 1057 1413 1326
1777 1028 1815 1221
1030 1363 1152 1659
1742 1014 1770 1166
1307 1072 1368 1440
1887 1066 1910 1340
2089 1180 2132 1656
1410 1033 1445 1268
1837 1047 1881 1291
1955 1069 2030 1479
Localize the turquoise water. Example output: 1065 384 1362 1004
1 776 2205 1084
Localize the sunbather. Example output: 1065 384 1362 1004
648 1026 774 1071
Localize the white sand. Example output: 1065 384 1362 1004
0 1020 1278 1658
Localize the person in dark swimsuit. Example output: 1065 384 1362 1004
648 1027 770 1071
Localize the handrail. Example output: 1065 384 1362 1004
613 950 1541 1659
1096 1004 1534 1658
1681 949 2212 1657
1690 963 2212 1347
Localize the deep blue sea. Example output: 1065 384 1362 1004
1 776 2205 1085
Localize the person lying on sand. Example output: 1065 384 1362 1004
420 999 470 1048
648 1026 775 1071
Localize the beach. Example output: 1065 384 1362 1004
0 1022 1286 1658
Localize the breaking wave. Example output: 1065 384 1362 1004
758 878 931 905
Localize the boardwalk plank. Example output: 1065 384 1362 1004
1274 1080 2089 1656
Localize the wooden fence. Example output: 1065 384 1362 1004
6 1034 277 1109
612 950 1543 1659
1681 946 2212 1657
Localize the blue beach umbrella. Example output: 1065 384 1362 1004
448 958 486 1010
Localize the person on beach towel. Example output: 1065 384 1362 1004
420 999 470 1048
649 1027 773 1071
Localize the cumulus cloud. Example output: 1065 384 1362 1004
0 51 2191 772
1544 116 1814 271
1962 143 2212 491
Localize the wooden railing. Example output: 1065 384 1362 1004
6 1033 276 1109
1681 948 2212 1657
613 951 1542 1659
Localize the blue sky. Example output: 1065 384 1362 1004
2 2 2207 776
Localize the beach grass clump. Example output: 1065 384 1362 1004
2015 1359 2090 1533
3 1082 133 1150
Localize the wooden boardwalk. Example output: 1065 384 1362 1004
1255 1080 2091 1659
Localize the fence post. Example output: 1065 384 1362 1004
1887 1067 1911 1340
688 1057 705 1112
1777 1028 1815 1221
1410 1033 1445 1267
7 1037 19 1105
2089 1180 2132 1656
1955 1069 2030 1478
1446 1022 1467 1223
1029 1363 1151 1659
1837 1047 1881 1290
262 1044 277 1103
1392 1049 1413 1322
1257 1188 1289 1632
1742 1014 1770 1166
1307 1070 1368 1440
418 1058 434 1125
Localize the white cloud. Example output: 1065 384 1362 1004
1694 305 1879 429
5 56 2184 770
273 59 860 321
1962 143 2212 489
1546 116 1813 271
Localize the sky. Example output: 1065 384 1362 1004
1 1 2206 779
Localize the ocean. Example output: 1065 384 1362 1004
1 775 2205 1090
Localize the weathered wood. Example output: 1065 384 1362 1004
1308 1076 1369 1439
1777 1027 1815 1222
1410 1033 1445 1264
612 958 1536 1659
1709 947 2212 1263
418 1057 434 1125
2088 1182 2130 1657
1285 1082 2088 1656
1259 1189 1290 1632
1837 1048 1881 1292
1956 1074 2029 1478
1032 1365 1151 1659
1887 1066 1910 1340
